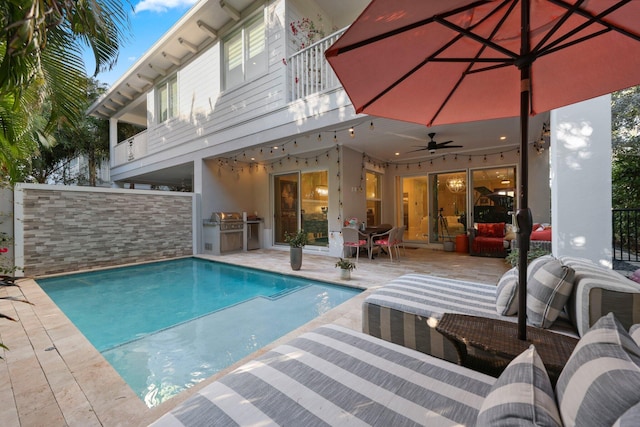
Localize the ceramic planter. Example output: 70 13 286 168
290 247 303 270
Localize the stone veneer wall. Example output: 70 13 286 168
16 185 194 276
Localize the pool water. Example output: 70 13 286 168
38 258 360 407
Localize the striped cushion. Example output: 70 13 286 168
560 256 640 336
477 345 561 427
496 267 519 316
556 313 640 427
363 274 578 363
630 324 640 346
527 258 575 328
613 402 640 427
150 324 495 426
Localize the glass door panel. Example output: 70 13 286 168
366 171 381 226
300 171 329 247
401 176 429 242
471 167 516 225
274 173 299 244
429 171 467 243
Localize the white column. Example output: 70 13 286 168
551 94 612 267
193 159 204 254
109 117 118 168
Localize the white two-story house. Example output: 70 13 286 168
88 0 612 264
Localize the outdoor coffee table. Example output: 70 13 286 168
436 313 579 385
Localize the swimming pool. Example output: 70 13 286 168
38 258 361 407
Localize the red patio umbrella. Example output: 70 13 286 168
326 0 640 340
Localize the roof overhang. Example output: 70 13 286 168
88 0 260 121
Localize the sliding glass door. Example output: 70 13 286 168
274 173 299 245
274 171 329 246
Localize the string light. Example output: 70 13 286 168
334 131 337 143
349 127 355 138
369 121 374 130
318 133 322 142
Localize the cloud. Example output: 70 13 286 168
134 0 198 14
128 56 137 62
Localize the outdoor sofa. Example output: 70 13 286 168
363 255 640 364
151 312 640 426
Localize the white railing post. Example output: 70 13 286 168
287 27 346 102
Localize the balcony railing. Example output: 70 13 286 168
613 208 640 262
287 28 346 102
113 130 148 167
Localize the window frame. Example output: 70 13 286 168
156 74 178 123
222 12 267 90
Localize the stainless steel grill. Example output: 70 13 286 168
211 212 244 231
210 212 244 254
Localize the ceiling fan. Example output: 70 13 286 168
409 132 463 154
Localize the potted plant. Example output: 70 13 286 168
284 229 308 271
335 258 356 280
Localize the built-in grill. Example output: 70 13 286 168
209 211 244 254
212 212 244 231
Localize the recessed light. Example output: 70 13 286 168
250 157 255 161
395 152 400 156
499 136 507 140
273 146 278 149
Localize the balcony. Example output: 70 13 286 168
113 130 148 167
287 28 346 102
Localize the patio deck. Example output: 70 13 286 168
0 248 509 426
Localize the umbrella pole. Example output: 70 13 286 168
517 0 532 341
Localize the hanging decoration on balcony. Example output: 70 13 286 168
290 15 327 52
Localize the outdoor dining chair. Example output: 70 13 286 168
395 225 406 257
341 227 369 262
371 227 399 261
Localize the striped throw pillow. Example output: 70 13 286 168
556 313 640 427
613 402 640 427
476 345 561 427
630 324 640 346
496 267 519 315
526 258 575 328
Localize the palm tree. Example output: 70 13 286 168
0 0 130 183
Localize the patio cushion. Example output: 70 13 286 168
556 313 640 427
527 258 575 328
496 267 519 316
477 222 505 237
630 324 640 346
613 401 640 427
476 345 561 427
150 324 495 427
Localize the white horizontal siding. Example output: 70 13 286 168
145 0 288 158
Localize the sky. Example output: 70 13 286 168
85 0 199 87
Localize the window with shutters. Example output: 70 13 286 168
157 75 178 122
223 13 266 89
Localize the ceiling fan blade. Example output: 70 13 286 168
407 147 430 153
436 141 462 149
